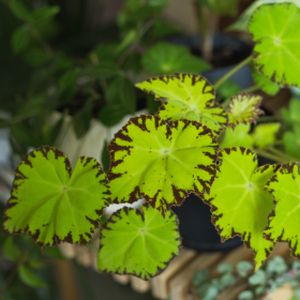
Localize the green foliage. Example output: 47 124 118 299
282 98 300 126
98 206 180 279
3 237 22 262
142 42 210 74
197 0 240 16
283 128 300 159
18 265 46 288
3 0 300 284
109 115 217 208
266 164 300 257
252 123 280 149
136 74 227 132
253 70 280 96
118 0 167 31
205 148 274 268
217 80 241 99
227 94 263 127
99 76 137 126
4 147 109 245
228 0 295 31
193 255 300 300
221 124 254 148
221 122 280 150
249 3 300 87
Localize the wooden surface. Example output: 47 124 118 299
151 249 197 299
60 242 293 300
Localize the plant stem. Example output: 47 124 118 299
215 55 253 89
256 150 286 163
268 147 297 162
257 115 282 123
240 85 260 94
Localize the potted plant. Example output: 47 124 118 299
2 1 300 284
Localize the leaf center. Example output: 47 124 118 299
160 147 172 156
273 36 282 47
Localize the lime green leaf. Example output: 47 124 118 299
4 147 108 246
249 3 300 87
136 74 227 132
109 115 217 208
228 0 298 32
253 70 280 96
98 206 180 279
227 94 263 127
253 123 280 149
266 164 300 256
206 148 275 268
18 265 46 288
221 124 254 148
142 42 210 75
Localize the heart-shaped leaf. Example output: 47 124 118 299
249 3 300 87
4 147 109 246
98 205 180 279
109 115 217 208
227 94 263 127
266 164 300 256
136 74 227 132
205 147 275 268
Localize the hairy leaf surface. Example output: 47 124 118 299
227 94 263 127
4 147 108 245
266 164 300 256
109 115 217 208
136 74 227 132
98 206 180 279
249 3 300 87
206 148 275 268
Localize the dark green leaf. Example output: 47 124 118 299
8 0 31 22
3 237 22 261
18 265 47 288
99 77 136 126
12 25 31 53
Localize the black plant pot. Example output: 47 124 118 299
173 195 242 252
169 33 253 252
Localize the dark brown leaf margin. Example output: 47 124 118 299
135 73 228 133
248 2 299 88
98 204 181 280
3 146 110 246
227 93 264 128
264 163 300 258
203 146 278 263
108 114 219 209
